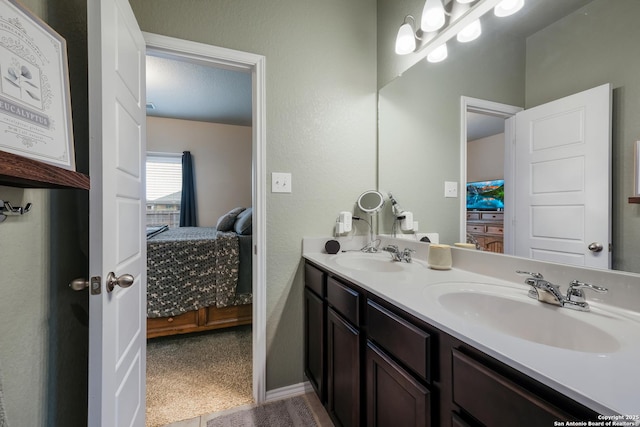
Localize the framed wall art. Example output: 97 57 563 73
0 0 74 170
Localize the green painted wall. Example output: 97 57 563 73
129 0 378 390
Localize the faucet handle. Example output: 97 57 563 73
566 280 608 303
516 270 544 279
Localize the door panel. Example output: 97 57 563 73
514 84 611 269
88 0 146 425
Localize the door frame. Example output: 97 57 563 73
459 97 522 252
143 32 267 404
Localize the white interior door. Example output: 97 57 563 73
88 0 147 425
514 84 611 269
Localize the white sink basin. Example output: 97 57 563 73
331 252 406 273
424 282 625 353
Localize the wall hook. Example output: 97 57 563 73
0 199 32 222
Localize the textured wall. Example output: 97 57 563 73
467 134 505 182
525 0 640 273
147 117 252 227
0 187 49 427
130 0 378 390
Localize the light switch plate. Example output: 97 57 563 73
444 181 458 198
272 172 292 193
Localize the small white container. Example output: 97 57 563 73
427 244 452 270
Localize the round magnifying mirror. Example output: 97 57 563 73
357 190 385 214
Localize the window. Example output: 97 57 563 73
146 152 182 228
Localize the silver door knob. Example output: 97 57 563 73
106 272 134 293
588 242 604 252
69 278 89 291
69 276 102 294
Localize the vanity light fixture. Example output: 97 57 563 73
394 0 524 60
456 19 481 42
427 43 448 63
421 0 446 32
494 0 524 17
395 15 419 55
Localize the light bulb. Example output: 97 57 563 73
421 0 446 32
427 43 448 63
494 0 525 17
395 23 416 55
457 19 481 42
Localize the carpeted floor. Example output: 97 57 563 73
146 325 253 427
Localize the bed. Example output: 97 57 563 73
146 208 253 339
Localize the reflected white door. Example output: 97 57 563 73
514 84 611 269
87 0 147 425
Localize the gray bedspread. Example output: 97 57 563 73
147 227 251 318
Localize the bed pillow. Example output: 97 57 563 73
216 207 245 231
234 207 252 235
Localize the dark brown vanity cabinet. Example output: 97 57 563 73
326 276 362 427
303 261 599 427
304 263 326 401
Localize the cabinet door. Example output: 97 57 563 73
366 342 430 427
304 288 325 401
327 308 361 427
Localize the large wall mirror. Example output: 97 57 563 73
378 0 640 274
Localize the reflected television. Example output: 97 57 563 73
466 179 504 211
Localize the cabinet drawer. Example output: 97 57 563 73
481 212 503 221
147 310 199 330
486 225 503 235
367 300 431 382
305 262 326 298
466 225 485 233
327 277 360 327
466 212 480 220
452 349 571 425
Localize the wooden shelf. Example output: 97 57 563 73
0 151 89 190
629 197 640 204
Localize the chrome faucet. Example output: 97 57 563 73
516 271 564 306
382 245 415 263
516 271 608 312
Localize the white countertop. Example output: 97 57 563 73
303 238 640 417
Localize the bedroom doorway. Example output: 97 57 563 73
144 33 266 426
460 97 521 254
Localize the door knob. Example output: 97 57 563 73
588 242 604 252
69 276 102 295
106 272 134 293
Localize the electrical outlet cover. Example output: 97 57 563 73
444 181 458 198
272 172 292 193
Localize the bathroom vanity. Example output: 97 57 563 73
302 237 640 427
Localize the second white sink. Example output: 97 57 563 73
423 282 628 354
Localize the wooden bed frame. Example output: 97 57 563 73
147 303 252 339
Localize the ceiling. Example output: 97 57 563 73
145 54 252 126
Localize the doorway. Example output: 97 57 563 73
143 32 267 424
460 97 522 254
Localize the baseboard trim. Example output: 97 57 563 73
265 381 314 402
